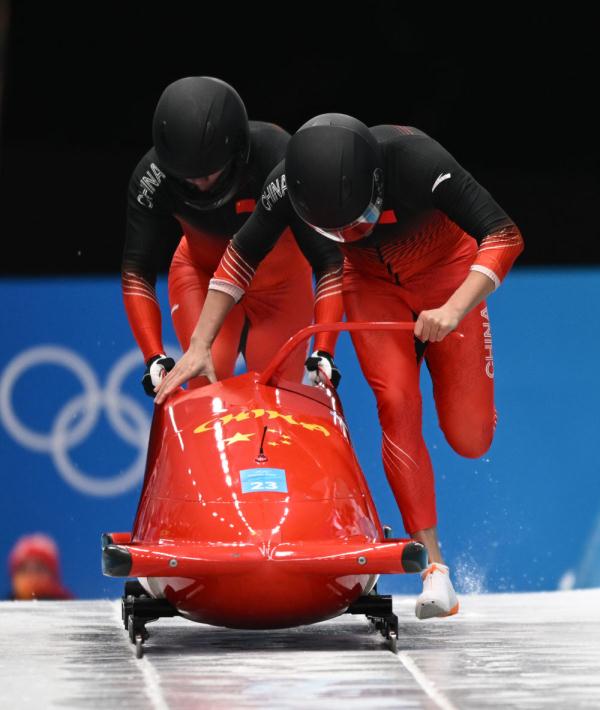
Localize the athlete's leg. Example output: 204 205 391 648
168 246 244 383
406 234 496 457
425 302 496 457
343 271 438 539
243 270 314 382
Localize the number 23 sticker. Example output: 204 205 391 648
240 468 287 493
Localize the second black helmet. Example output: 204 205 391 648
152 77 250 209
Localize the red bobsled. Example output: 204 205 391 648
102 323 427 656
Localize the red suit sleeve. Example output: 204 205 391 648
469 224 524 288
121 271 164 362
313 265 344 355
209 242 257 302
210 243 345 356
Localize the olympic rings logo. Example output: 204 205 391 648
0 345 176 497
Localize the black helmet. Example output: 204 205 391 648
152 76 250 210
286 113 384 242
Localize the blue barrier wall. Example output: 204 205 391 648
1 270 598 598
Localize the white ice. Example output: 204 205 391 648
1 590 599 709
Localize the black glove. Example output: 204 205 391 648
142 354 175 397
304 350 341 389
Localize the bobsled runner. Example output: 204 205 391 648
102 322 428 657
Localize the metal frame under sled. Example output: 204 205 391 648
120 582 399 658
121 581 179 658
345 593 399 653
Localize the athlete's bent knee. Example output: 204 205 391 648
442 419 494 458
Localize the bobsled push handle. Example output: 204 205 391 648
258 321 415 387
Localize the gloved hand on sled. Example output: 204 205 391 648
142 354 175 397
304 350 341 389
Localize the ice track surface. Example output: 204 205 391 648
1 590 599 709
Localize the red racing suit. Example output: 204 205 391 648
210 124 524 534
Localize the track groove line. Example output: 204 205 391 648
397 652 458 710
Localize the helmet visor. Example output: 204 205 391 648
309 169 384 243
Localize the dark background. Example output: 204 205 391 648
1 4 598 274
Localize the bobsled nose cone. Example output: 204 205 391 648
252 529 283 553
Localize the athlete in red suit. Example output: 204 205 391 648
122 78 342 395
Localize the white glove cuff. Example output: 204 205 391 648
149 355 167 387
308 350 332 383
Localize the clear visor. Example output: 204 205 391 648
310 169 384 243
